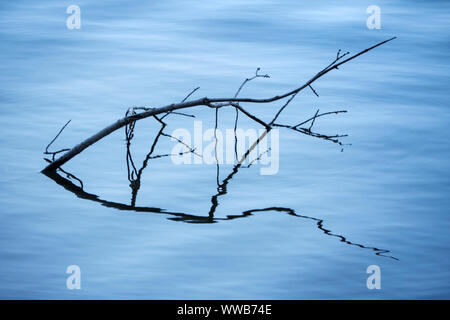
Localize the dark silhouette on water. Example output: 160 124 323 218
43 119 398 260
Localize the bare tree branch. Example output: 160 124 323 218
42 37 396 172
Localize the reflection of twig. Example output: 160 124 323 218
42 119 397 260
43 167 398 260
124 113 197 206
242 147 271 169
43 158 83 189
234 207 398 260
206 131 396 260
160 132 201 158
43 125 397 259
214 107 220 186
209 130 269 217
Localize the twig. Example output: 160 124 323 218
294 110 347 128
181 86 201 103
309 109 320 131
44 120 72 161
309 85 319 97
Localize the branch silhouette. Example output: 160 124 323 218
42 127 397 260
41 38 398 260
42 37 396 172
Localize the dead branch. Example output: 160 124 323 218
42 37 396 172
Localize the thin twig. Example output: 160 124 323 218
309 109 320 131
44 120 71 160
182 86 201 103
294 110 347 128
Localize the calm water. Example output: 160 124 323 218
1 0 449 299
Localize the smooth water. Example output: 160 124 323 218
0 0 449 299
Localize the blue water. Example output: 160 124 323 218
0 0 449 299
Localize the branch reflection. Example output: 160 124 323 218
43 118 398 260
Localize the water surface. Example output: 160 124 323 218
0 0 449 299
